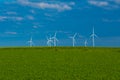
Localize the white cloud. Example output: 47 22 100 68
14 17 24 21
88 0 120 9
33 26 38 29
44 13 52 17
17 0 75 11
30 10 36 14
113 0 120 4
5 32 17 35
103 18 120 22
6 11 17 15
38 2 72 11
0 16 7 21
69 2 75 5
26 15 34 20
0 16 24 21
88 1 109 7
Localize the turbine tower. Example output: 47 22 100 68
90 27 97 47
47 35 53 47
52 32 58 47
70 33 77 47
84 39 88 47
28 36 34 47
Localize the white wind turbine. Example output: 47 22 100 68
69 33 77 47
47 35 53 47
90 27 98 47
27 36 34 47
52 32 58 47
84 39 88 47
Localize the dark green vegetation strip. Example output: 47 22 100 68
0 47 120 80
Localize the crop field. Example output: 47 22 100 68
0 47 120 80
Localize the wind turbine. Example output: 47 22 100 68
84 39 88 47
27 36 34 47
90 27 98 47
52 32 58 47
47 35 53 47
69 33 77 47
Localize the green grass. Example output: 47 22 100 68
0 47 120 80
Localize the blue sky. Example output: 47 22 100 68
0 0 120 47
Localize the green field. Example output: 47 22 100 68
0 47 120 80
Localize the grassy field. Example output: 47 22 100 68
0 47 120 80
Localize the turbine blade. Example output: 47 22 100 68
54 32 57 37
95 34 98 38
74 33 77 37
55 38 58 42
90 34 93 37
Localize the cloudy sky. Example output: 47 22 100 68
0 0 120 47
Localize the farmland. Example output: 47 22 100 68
0 47 120 80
